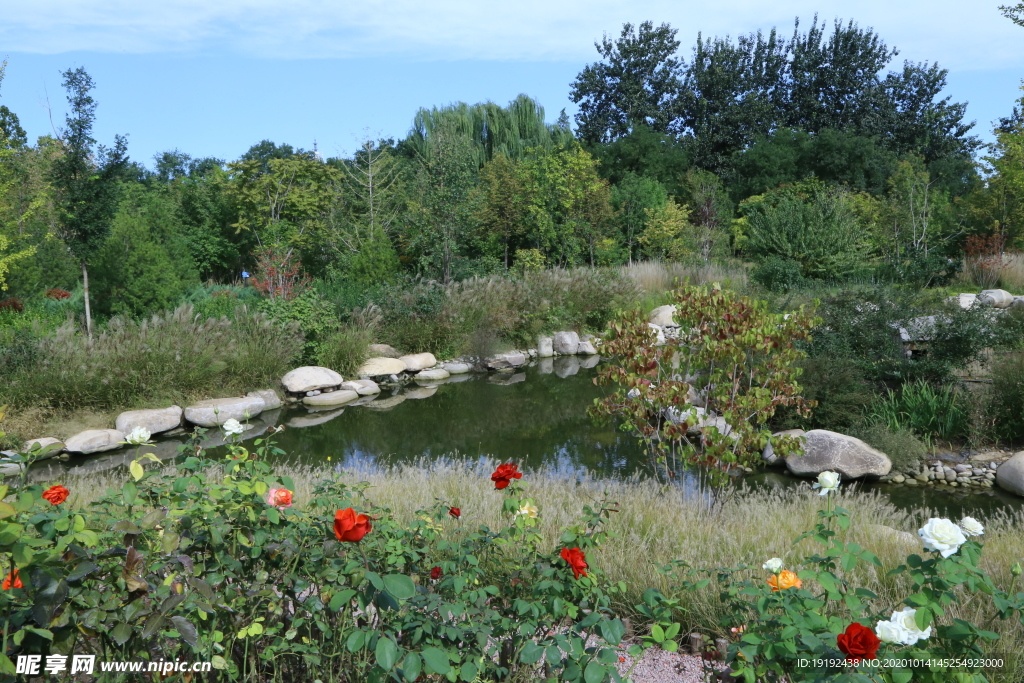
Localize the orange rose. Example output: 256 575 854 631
334 508 372 542
2 569 23 590
267 488 293 508
560 547 589 579
767 569 802 591
490 463 522 490
42 485 69 505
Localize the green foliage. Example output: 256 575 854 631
0 436 633 683
591 284 818 482
751 256 805 292
848 422 930 472
773 356 874 432
345 230 400 284
0 305 302 410
868 380 970 447
186 283 262 320
315 325 372 378
744 181 870 280
256 290 336 361
989 353 1024 443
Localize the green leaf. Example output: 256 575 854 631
651 624 665 643
347 630 366 653
266 507 280 525
110 623 132 646
67 561 98 582
383 574 416 600
520 641 543 664
597 618 626 645
460 661 478 682
584 660 607 683
170 616 198 648
892 668 912 683
402 653 422 682
129 460 144 482
142 614 165 638
364 571 384 590
122 481 138 506
138 509 167 530
375 636 398 671
0 501 15 520
422 647 450 674
329 590 356 612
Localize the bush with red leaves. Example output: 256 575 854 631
0 297 24 313
45 288 71 300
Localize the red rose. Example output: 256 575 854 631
448 507 461 519
2 569 22 590
491 463 522 490
837 622 880 664
560 547 588 579
42 485 69 506
430 566 443 580
334 508 372 542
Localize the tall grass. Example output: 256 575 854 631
0 304 303 410
59 458 1024 680
620 259 749 294
869 379 970 448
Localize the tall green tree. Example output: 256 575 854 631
1001 2 1024 27
476 153 532 268
569 21 684 144
49 67 130 340
610 173 667 264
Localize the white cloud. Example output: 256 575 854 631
3 0 1022 71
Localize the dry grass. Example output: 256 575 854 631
956 253 1024 294
58 457 1024 679
621 260 749 294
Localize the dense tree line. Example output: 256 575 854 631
0 13 1022 320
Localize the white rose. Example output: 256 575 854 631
222 419 245 436
125 426 152 445
812 471 840 496
627 388 641 399
959 516 984 537
763 558 784 573
919 518 966 558
890 607 932 645
517 501 539 519
874 618 907 644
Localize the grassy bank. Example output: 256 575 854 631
57 457 1024 680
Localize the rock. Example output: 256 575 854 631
368 343 401 358
503 352 527 367
649 305 678 327
762 429 805 466
553 356 581 378
115 406 184 436
306 390 321 397
281 366 344 393
577 340 598 355
648 323 666 345
247 389 282 410
893 474 905 483
537 335 554 358
23 437 65 454
65 429 126 455
487 352 527 370
979 289 1014 308
948 293 978 310
444 362 473 374
398 353 437 372
340 379 381 396
287 408 346 429
416 368 451 381
303 390 359 408
357 357 407 378
785 429 892 479
995 452 1024 496
553 331 581 355
184 395 266 428
580 354 600 369
537 358 554 374
1012 296 1024 310
404 385 438 399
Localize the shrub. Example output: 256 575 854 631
0 304 302 410
751 256 806 292
0 296 23 313
989 352 1024 443
868 380 970 447
772 356 874 431
257 289 337 360
315 324 372 377
848 422 930 472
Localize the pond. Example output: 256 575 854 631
32 360 1024 519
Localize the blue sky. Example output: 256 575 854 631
1 0 1022 168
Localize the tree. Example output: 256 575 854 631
1002 2 1024 27
610 173 667 264
587 123 691 194
570 21 684 144
49 67 130 341
476 153 532 268
681 169 732 260
639 199 692 261
0 61 36 291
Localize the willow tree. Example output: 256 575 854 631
405 94 575 168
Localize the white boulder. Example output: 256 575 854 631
948 293 978 310
281 366 344 393
398 353 438 372
979 289 1014 308
23 437 65 454
184 396 266 428
303 390 359 408
996 452 1024 497
553 331 580 355
247 389 282 410
649 305 678 327
537 336 554 358
115 406 183 436
65 429 126 455
443 362 473 374
785 429 891 479
368 343 401 358
340 379 381 396
416 368 451 381
357 357 408 378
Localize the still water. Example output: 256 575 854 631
36 360 1024 519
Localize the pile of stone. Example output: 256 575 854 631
893 461 999 489
948 289 1024 310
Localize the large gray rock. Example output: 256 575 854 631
23 437 65 454
980 289 1014 309
247 389 282 410
1012 296 1024 310
416 368 451 381
785 429 892 479
281 366 344 393
649 305 678 327
577 340 598 355
443 362 473 374
65 429 126 455
368 343 401 358
553 331 580 355
184 395 266 428
996 452 1024 497
537 336 554 358
398 353 437 372
341 379 381 396
763 429 805 466
303 389 359 408
948 293 978 310
115 406 183 435
487 352 526 370
357 357 407 377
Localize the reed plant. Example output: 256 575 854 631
868 380 971 448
